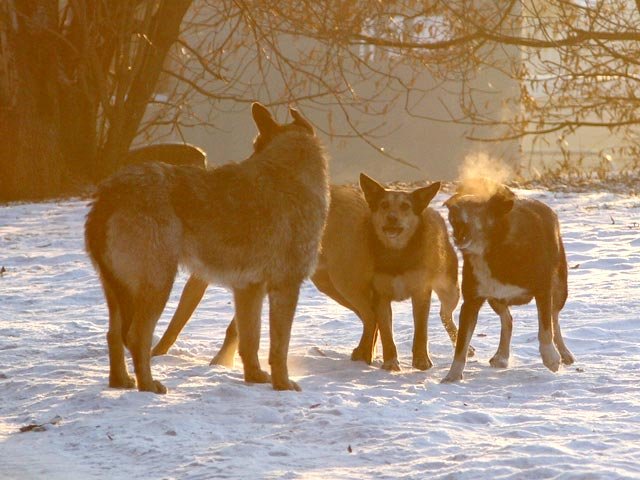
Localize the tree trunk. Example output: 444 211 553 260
99 0 192 178
0 0 193 202
0 0 66 202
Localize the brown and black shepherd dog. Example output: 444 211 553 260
85 103 330 393
154 174 471 372
441 179 575 383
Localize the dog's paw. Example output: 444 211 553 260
467 345 476 358
210 352 235 368
381 358 401 372
351 347 373 364
412 355 433 371
440 372 463 383
441 361 465 383
151 344 168 357
244 368 271 384
272 378 301 392
489 353 509 368
138 380 167 394
540 343 561 372
152 380 168 394
559 347 575 365
109 374 136 390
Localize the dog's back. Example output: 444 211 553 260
87 127 329 290
496 198 567 300
175 129 328 286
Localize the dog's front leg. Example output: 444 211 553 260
536 291 561 372
268 282 302 391
441 298 484 383
411 290 433 370
235 282 271 385
375 296 399 371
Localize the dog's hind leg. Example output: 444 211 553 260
312 269 378 364
535 291 562 372
268 282 302 391
350 308 378 365
127 279 174 394
235 282 271 385
210 316 240 367
104 281 136 389
551 267 574 365
487 299 513 368
552 310 574 365
153 275 208 357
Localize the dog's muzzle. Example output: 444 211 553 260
455 236 473 251
452 227 472 251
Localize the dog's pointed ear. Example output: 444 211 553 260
488 186 516 216
290 108 314 134
443 194 459 210
252 102 278 136
359 173 386 209
410 182 440 214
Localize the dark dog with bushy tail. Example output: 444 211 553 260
85 103 329 393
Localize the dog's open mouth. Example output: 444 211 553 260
382 226 404 238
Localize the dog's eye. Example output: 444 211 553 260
380 200 390 210
400 203 410 212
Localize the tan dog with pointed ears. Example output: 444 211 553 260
85 103 329 393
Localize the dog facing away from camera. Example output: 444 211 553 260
85 103 330 393
441 179 575 383
153 174 470 372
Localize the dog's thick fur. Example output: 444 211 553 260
154 174 466 372
85 103 329 393
441 179 575 383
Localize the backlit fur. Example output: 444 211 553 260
441 179 575 383
85 103 329 393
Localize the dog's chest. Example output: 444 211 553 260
373 271 422 301
468 254 528 301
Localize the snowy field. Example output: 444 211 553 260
1 188 639 479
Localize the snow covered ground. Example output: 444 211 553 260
1 188 639 479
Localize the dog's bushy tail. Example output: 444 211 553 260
85 194 135 344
